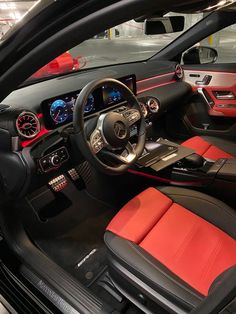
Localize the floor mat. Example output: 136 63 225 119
36 208 114 285
23 185 152 313
25 184 115 286
75 246 107 286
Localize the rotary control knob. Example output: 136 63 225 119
50 154 61 167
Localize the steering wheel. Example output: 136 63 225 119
73 78 146 175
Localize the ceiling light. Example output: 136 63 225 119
0 3 16 10
204 0 236 11
9 11 21 21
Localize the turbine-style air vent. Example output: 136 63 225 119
16 111 40 139
0 104 10 113
175 64 184 79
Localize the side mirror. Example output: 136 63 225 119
144 16 185 35
183 46 218 65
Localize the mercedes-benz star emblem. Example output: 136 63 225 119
114 121 127 139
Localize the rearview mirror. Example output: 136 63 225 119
144 16 185 35
183 46 218 65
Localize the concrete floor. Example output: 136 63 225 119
217 34 236 63
69 33 236 70
70 37 176 69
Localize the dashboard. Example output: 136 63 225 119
0 60 192 197
41 75 136 130
0 61 190 151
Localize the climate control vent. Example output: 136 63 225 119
16 111 40 139
175 64 184 79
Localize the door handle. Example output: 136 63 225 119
195 75 212 85
213 91 235 100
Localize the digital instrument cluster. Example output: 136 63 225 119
41 75 136 129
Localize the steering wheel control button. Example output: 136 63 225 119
123 109 141 125
115 106 128 113
48 175 67 192
90 130 104 154
39 146 69 172
102 112 130 148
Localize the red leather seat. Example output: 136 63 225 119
104 187 236 313
181 136 236 161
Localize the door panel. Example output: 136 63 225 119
165 93 236 142
167 65 236 140
184 68 236 117
177 64 236 139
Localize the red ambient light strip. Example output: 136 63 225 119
128 169 203 187
137 72 175 83
137 80 176 94
21 127 49 147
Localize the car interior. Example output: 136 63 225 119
0 0 236 313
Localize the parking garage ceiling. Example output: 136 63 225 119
0 0 36 32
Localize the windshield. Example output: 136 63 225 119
23 12 203 82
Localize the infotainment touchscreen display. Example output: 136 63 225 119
102 75 136 107
41 74 136 130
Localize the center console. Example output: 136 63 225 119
133 138 236 206
136 138 197 171
208 158 236 182
134 137 231 183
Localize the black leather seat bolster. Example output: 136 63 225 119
201 136 236 157
158 187 236 240
193 266 236 314
104 231 203 312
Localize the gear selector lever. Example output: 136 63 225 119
183 153 205 168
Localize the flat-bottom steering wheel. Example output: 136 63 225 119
73 78 146 175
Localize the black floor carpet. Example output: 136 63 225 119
22 184 151 313
32 191 114 283
21 180 115 283
37 209 113 286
